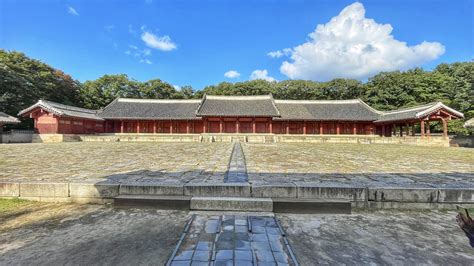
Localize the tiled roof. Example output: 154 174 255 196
375 102 464 123
18 100 103 121
274 99 381 121
98 98 202 120
196 95 281 117
0 112 20 124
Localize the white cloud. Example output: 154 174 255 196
141 31 177 51
68 6 79 16
224 70 240 79
278 2 445 81
267 48 292 58
250 69 276 82
139 59 153 64
104 25 115 32
128 25 136 34
173 85 181 90
143 49 151 56
124 50 131 55
128 45 138 50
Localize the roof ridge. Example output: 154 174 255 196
274 99 361 104
205 94 273 100
381 102 438 115
117 98 201 103
41 100 97 114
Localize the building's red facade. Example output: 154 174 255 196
18 96 464 137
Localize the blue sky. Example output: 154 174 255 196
0 0 472 89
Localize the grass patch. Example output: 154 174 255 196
0 198 36 213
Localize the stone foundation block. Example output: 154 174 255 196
368 187 437 203
251 183 297 198
184 183 251 197
438 188 474 203
296 183 367 201
119 184 184 196
20 182 69 197
190 196 272 212
69 183 119 198
0 182 20 197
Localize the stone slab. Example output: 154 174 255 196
0 182 20 197
190 196 273 212
119 184 184 196
368 187 438 203
438 188 474 203
69 183 119 198
251 183 297 198
19 182 69 197
184 183 251 197
272 198 351 214
114 195 190 210
296 183 367 201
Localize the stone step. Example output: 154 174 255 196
272 198 352 214
190 196 273 212
114 195 190 210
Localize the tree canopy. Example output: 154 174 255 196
0 49 472 134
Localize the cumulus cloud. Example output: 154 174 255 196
141 31 177 51
139 59 153 64
267 48 292 58
68 6 79 16
250 69 276 82
278 2 445 81
224 70 240 79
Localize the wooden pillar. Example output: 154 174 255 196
303 121 307 135
186 120 190 134
269 121 272 134
426 120 430 138
353 123 357 135
286 121 289 134
153 121 156 133
252 118 256 134
319 122 323 135
136 121 140 133
203 119 207 133
219 118 223 133
336 123 340 135
170 120 173 134
381 124 385 137
236 119 240 133
120 121 124 133
420 121 425 138
442 118 448 138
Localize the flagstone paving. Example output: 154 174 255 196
243 143 474 188
0 142 232 183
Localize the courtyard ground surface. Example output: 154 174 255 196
0 142 472 187
1 199 473 265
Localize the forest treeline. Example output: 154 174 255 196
1 50 472 134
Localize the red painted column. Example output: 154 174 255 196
442 118 448 138
319 122 323 135
336 123 340 135
420 121 425 138
153 121 156 133
382 124 385 137
219 118 223 133
303 121 307 135
186 120 190 134
236 119 240 133
203 119 207 133
269 121 273 134
136 120 140 133
252 118 256 133
170 120 173 134
286 121 289 134
353 123 357 135
120 121 124 133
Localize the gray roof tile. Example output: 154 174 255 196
18 100 103 121
196 95 280 117
0 112 20 124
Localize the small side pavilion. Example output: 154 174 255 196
0 112 20 133
375 102 465 138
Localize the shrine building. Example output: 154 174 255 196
18 95 464 137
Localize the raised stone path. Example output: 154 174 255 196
167 214 298 266
225 142 248 183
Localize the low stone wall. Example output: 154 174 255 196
1 133 33 143
30 133 450 147
2 181 474 209
450 136 474 148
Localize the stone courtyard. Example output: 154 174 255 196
0 142 472 187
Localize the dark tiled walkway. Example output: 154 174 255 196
225 142 248 183
168 215 298 265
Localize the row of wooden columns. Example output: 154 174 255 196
119 120 192 134
380 119 448 138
